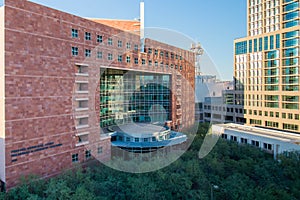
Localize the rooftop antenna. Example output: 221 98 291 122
190 42 204 75
140 0 145 53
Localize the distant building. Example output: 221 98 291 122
212 123 300 159
203 90 246 124
195 75 233 122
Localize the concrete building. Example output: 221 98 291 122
203 89 246 124
195 75 233 122
212 123 300 159
234 0 300 133
0 0 195 189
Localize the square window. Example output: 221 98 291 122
108 38 113 46
85 32 91 40
72 29 78 38
97 35 103 43
134 58 139 64
85 150 91 159
126 137 131 142
118 40 122 48
288 113 293 119
144 138 149 142
108 53 113 60
134 44 139 51
72 47 78 56
97 147 103 154
72 153 78 163
97 51 103 59
85 49 91 57
126 42 131 49
135 138 139 142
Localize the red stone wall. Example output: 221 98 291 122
3 0 195 188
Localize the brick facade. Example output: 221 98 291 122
1 0 195 189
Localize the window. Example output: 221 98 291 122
126 42 131 49
142 59 146 65
85 32 91 40
85 150 91 159
295 114 299 120
165 52 169 58
108 53 113 60
76 81 88 93
282 113 286 118
76 116 89 129
155 61 158 67
148 48 152 54
241 138 248 144
126 56 131 63
135 138 139 142
97 35 103 43
134 58 138 64
221 134 228 139
76 64 88 75
283 123 299 131
263 143 272 151
144 138 149 142
126 137 131 142
72 29 78 38
97 147 103 154
148 60 152 66
72 47 78 56
154 49 158 55
160 51 164 57
134 44 139 51
76 98 88 111
230 136 237 142
152 137 156 142
108 38 113 46
72 154 79 163
118 55 123 62
251 140 260 147
97 51 103 59
288 113 293 119
180 66 183 70
118 40 122 48
76 133 89 146
264 36 268 50
85 49 91 57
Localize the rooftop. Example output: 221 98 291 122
111 123 168 138
215 123 300 144
89 18 140 34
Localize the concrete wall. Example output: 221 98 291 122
0 5 5 183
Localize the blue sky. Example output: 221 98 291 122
24 0 247 80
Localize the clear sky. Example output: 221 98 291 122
24 0 246 80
